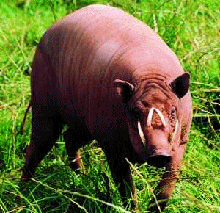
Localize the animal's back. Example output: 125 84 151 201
33 4 184 137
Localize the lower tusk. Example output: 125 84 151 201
138 121 146 146
171 120 179 143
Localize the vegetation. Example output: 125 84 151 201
0 0 219 212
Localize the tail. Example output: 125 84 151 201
20 100 32 134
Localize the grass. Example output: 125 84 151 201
0 0 219 212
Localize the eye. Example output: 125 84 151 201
170 107 177 118
131 107 141 120
142 101 149 108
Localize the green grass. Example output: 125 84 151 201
0 0 219 212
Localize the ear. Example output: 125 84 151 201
113 79 134 103
170 73 190 98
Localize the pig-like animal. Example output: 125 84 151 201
22 4 192 211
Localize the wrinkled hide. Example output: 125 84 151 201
22 4 192 212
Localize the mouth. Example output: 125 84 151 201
147 152 171 167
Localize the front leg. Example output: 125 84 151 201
151 143 186 212
105 151 138 211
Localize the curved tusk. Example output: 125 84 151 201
147 107 154 127
138 121 146 145
154 108 167 127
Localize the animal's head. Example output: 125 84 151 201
114 73 190 167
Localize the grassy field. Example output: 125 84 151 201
0 0 219 212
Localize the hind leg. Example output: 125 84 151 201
64 123 92 172
22 115 63 181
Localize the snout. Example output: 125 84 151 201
147 150 172 167
143 128 172 167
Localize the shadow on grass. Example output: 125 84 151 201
18 164 126 213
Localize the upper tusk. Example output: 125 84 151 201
154 108 167 127
138 121 146 145
147 107 154 127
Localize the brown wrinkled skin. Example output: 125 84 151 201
22 5 192 212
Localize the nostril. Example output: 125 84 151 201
147 152 171 168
